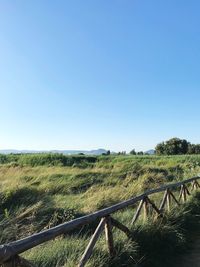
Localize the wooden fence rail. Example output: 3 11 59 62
0 176 200 266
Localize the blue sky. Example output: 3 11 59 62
0 1 200 152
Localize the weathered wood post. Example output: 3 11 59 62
143 197 148 222
110 217 132 238
78 218 106 267
131 199 145 224
166 189 171 212
104 216 115 257
191 180 196 191
146 197 163 218
179 185 186 202
159 189 168 211
184 185 187 201
195 180 200 188
169 191 180 206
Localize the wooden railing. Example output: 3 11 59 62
0 176 200 267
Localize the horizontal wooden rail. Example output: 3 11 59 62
0 176 199 265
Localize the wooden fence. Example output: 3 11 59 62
0 176 200 267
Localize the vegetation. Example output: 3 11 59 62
0 153 200 266
155 137 200 155
0 153 97 167
130 149 136 155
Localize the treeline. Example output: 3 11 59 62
0 153 97 167
155 137 200 155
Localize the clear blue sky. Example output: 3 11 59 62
0 1 200 152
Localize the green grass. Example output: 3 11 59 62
0 154 200 266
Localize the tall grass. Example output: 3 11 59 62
0 154 200 266
21 192 200 267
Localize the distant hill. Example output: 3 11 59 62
145 149 155 155
0 149 108 155
0 148 155 155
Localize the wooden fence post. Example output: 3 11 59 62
179 185 186 202
191 180 196 191
195 180 200 188
131 199 145 224
104 216 115 257
143 197 148 222
169 191 180 206
166 189 171 212
184 184 190 196
159 189 168 211
183 185 187 202
78 218 106 267
145 197 163 218
110 217 132 238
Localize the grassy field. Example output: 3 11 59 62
0 154 200 266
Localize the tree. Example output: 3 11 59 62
155 138 200 155
194 145 200 154
106 150 111 155
155 142 165 155
130 149 136 155
187 144 196 154
117 151 126 155
188 144 200 154
165 138 189 155
155 138 189 155
102 150 111 156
